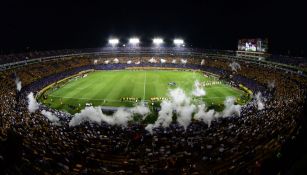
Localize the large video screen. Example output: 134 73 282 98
238 38 268 52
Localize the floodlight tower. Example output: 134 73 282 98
152 37 164 63
129 37 140 45
174 39 184 47
153 38 164 46
108 38 119 47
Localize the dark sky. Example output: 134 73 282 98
0 0 306 55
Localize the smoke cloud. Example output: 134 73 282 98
112 108 133 127
130 102 151 118
135 61 141 65
181 59 187 64
41 110 61 125
145 87 242 134
172 59 177 64
200 59 205 66
145 124 154 135
104 60 110 64
64 85 240 133
15 77 22 91
149 57 157 63
192 80 206 97
194 104 215 127
69 103 150 127
160 59 166 64
145 88 195 133
127 60 132 64
229 62 241 72
255 92 265 110
267 80 275 90
27 92 39 113
176 103 196 130
221 97 241 117
113 58 119 63
69 106 105 127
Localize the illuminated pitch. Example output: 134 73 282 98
40 70 247 114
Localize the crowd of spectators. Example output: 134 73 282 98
1 48 306 67
0 55 306 174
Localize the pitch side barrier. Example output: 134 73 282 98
0 48 305 76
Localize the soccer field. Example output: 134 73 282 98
41 70 246 113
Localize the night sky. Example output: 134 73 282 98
1 0 306 56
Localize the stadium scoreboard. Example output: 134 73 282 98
236 38 270 60
238 38 268 52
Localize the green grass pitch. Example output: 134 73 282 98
41 70 246 114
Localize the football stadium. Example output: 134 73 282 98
1 1 307 175
1 44 306 174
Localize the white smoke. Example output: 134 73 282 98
200 59 205 66
112 108 133 127
135 61 141 65
41 110 61 125
180 59 187 64
160 59 166 64
255 92 265 110
221 97 241 117
69 103 150 127
194 104 215 127
69 106 105 127
144 86 242 134
127 60 132 64
145 124 154 135
192 80 206 97
104 60 110 64
27 92 39 113
169 88 191 108
229 62 241 72
15 77 22 91
172 59 177 64
130 102 150 118
93 59 98 65
113 58 119 63
194 97 241 128
176 103 195 130
145 88 195 133
149 57 157 63
67 87 240 133
156 100 174 128
267 80 275 90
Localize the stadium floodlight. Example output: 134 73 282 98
129 38 140 45
153 38 164 45
109 38 119 46
174 39 184 45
